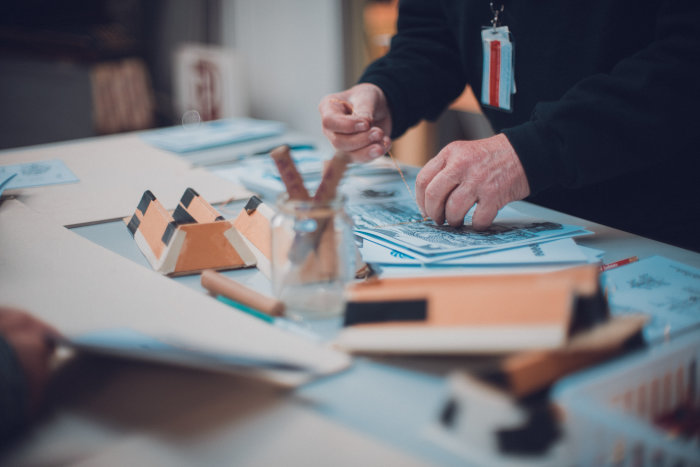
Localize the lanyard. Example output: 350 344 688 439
490 1 504 29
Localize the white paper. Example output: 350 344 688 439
602 255 700 341
350 202 591 263
578 245 606 264
359 237 589 267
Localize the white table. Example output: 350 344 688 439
2 133 699 466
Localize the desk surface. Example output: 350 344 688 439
2 133 700 466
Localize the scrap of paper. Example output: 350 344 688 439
140 118 285 153
603 255 700 342
0 159 79 189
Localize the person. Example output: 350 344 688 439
319 0 700 252
0 307 58 443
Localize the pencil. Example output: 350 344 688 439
600 256 639 272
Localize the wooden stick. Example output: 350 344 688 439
201 269 285 316
270 145 311 201
313 151 350 202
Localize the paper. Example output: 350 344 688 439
215 157 590 265
211 150 406 200
0 173 17 197
69 328 311 373
0 200 350 384
350 202 591 263
0 134 251 226
0 159 79 189
140 118 285 153
358 237 589 267
578 245 606 264
602 255 700 341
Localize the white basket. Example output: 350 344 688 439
554 330 700 466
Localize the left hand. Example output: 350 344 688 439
0 308 60 414
415 133 531 230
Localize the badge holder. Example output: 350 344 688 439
481 2 516 112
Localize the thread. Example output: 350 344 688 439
328 97 427 221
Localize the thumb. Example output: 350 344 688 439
349 88 380 123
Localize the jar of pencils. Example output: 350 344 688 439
271 194 356 320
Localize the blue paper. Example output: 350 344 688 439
603 255 700 342
141 118 285 153
0 159 79 189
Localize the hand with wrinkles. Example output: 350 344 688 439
415 133 531 230
318 83 393 162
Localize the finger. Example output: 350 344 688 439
349 90 379 122
324 126 386 153
319 98 370 134
415 155 446 215
444 183 478 227
471 202 499 230
424 171 459 225
321 113 370 135
347 142 390 163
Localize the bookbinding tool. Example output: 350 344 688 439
127 187 256 276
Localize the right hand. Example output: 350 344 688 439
0 307 59 413
319 83 393 162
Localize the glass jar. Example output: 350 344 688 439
271 194 356 320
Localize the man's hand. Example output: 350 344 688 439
415 133 531 230
319 83 392 162
0 308 59 413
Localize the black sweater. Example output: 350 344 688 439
360 0 700 251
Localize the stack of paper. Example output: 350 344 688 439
342 176 592 266
140 118 285 153
213 152 592 267
212 147 404 201
350 202 591 265
0 134 251 227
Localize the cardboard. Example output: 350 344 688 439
127 188 256 276
487 314 648 397
335 265 609 354
232 196 276 278
0 199 350 384
0 133 252 226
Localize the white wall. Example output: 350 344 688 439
221 0 344 143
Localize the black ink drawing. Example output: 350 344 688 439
628 273 669 290
358 220 566 255
346 200 423 229
21 163 51 176
529 244 545 257
360 188 397 199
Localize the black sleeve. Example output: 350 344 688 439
359 0 467 138
503 1 700 195
0 335 28 444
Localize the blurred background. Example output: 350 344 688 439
0 0 492 165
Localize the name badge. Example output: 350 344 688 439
481 26 515 112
